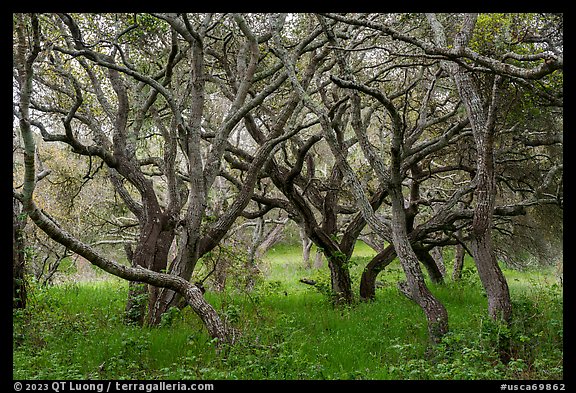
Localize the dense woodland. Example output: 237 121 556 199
13 13 563 381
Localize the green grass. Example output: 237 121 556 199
13 243 563 380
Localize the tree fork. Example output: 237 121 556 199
15 23 233 341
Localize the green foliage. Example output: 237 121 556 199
124 283 148 325
159 306 183 328
13 246 562 380
301 269 333 300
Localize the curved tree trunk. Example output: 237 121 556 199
414 246 445 284
387 85 449 343
389 187 449 343
255 219 287 260
26 201 233 344
359 245 396 301
427 13 512 326
15 22 232 341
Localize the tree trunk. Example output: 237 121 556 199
427 12 512 326
431 247 446 277
130 214 176 326
313 249 324 269
13 198 27 309
326 254 354 304
387 94 449 343
470 168 512 323
389 187 449 343
182 285 233 344
452 241 465 281
462 86 512 324
300 227 313 269
359 245 396 301
254 219 286 260
414 246 445 284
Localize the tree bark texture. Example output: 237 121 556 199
14 15 232 341
389 186 449 343
427 13 512 323
453 66 512 324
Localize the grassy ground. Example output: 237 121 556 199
13 242 563 380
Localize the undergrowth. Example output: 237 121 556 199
13 246 563 380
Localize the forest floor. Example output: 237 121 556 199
13 242 563 381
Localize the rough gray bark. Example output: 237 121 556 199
325 75 449 342
427 13 512 323
13 14 233 344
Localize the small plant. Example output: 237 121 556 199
13 244 563 380
159 306 183 328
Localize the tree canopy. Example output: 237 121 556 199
13 13 562 345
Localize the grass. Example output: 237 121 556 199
13 242 563 380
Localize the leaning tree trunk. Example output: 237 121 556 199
147 230 195 326
387 97 449 343
359 245 396 301
427 12 512 326
414 246 445 285
389 187 449 343
254 218 287 260
431 247 446 277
